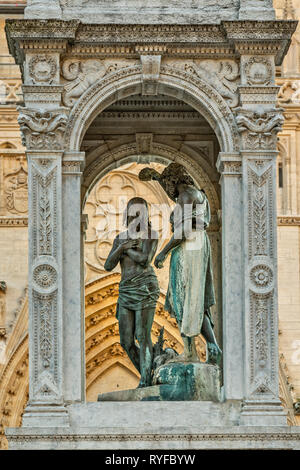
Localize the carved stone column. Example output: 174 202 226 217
236 48 287 425
62 152 85 404
24 150 68 426
217 153 244 401
14 36 72 425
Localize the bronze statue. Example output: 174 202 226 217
104 197 160 387
139 163 222 365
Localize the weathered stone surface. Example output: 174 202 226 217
98 385 161 402
26 0 240 24
98 362 221 402
153 362 221 402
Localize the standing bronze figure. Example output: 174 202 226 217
104 197 160 387
139 163 222 365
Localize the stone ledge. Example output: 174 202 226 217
5 425 300 450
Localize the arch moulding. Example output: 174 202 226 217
82 142 220 215
65 65 240 154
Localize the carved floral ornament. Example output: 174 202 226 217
235 107 284 150
33 264 58 290
244 57 273 86
250 264 273 288
28 55 57 84
18 107 68 150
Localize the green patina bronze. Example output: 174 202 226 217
104 197 159 388
139 163 222 366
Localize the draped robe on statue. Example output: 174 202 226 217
164 193 215 337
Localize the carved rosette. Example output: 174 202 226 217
18 107 68 151
29 155 62 403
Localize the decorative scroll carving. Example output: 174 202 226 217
28 158 61 403
250 290 276 396
184 60 239 108
278 80 300 104
18 108 68 150
39 181 52 256
236 108 284 150
61 58 139 107
28 55 57 84
62 59 107 107
244 57 272 86
39 294 53 368
248 164 273 260
32 289 59 397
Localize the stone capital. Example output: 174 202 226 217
235 107 284 151
62 152 85 175
18 107 69 151
216 152 242 175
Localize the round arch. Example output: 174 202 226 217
65 65 239 154
82 142 220 214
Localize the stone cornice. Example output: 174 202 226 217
0 217 28 227
5 20 297 65
278 216 300 226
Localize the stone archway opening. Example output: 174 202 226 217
81 93 223 397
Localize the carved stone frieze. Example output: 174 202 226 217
183 59 240 108
61 58 138 107
62 59 107 107
18 108 68 150
236 107 284 150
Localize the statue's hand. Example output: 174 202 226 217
154 252 166 269
120 239 139 252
